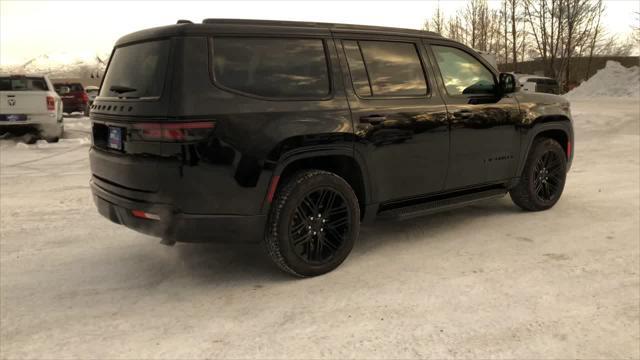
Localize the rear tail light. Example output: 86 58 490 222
80 92 89 103
132 122 215 142
46 96 55 111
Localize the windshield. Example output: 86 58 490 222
99 40 170 99
54 83 83 92
0 77 48 91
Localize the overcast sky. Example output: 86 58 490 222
1 0 638 65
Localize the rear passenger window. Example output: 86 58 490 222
432 46 496 96
343 41 372 97
212 37 330 99
343 40 427 97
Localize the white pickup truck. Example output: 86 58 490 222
0 75 64 143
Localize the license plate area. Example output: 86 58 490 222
108 126 124 151
0 114 27 122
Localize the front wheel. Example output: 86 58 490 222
510 138 567 211
265 170 360 277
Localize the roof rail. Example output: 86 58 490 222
177 19 193 24
200 18 441 37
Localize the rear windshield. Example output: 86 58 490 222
100 39 170 99
527 78 558 86
54 83 84 92
0 77 48 91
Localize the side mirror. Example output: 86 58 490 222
58 86 70 95
499 73 519 94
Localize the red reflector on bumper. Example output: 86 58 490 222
266 175 280 203
131 210 161 220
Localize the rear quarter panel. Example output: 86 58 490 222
148 35 353 215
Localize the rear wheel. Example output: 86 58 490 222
44 124 63 143
265 170 360 277
510 138 567 211
22 133 38 144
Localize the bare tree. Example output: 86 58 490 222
584 0 604 79
422 3 446 34
509 0 519 70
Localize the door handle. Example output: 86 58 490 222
360 115 386 125
452 110 473 119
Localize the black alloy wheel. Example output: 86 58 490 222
533 150 563 201
289 188 351 264
265 170 360 277
510 137 567 211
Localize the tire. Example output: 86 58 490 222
265 170 360 277
510 137 567 211
45 124 63 143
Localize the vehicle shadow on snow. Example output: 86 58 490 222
167 197 520 283
356 198 520 256
172 243 291 282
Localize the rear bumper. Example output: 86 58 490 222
91 178 266 244
62 102 86 113
0 113 62 135
0 113 59 125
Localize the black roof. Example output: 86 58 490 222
115 18 442 46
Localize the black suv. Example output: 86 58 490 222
90 19 573 277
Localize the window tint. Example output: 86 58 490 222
100 40 170 98
55 83 83 92
342 41 372 97
212 37 329 98
0 77 48 91
432 46 496 96
357 41 427 97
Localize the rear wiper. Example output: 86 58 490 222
109 85 137 94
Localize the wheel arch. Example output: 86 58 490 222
517 117 574 176
265 146 371 220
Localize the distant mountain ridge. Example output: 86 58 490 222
1 52 109 85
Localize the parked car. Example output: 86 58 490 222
518 75 561 94
85 85 99 107
90 19 574 277
0 74 64 143
53 82 89 115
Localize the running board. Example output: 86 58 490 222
377 188 507 220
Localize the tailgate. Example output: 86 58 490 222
91 121 161 192
0 91 48 115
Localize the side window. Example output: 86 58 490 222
342 41 372 97
343 40 427 97
432 45 496 96
212 37 330 99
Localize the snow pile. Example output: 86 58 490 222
566 61 640 99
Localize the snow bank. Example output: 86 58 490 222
566 61 640 99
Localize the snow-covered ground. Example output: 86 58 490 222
1 95 639 357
